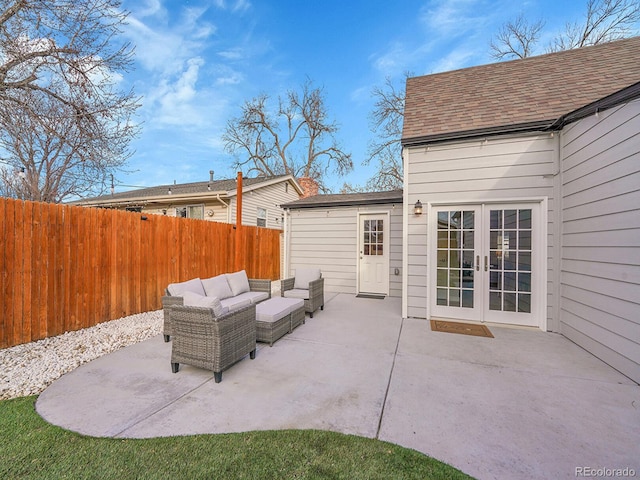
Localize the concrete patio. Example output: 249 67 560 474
37 293 640 479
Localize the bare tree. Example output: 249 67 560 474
490 15 546 60
343 75 406 194
0 0 139 202
491 0 640 60
360 75 408 192
550 0 640 51
0 90 135 202
222 79 352 191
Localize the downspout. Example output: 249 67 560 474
401 147 409 319
215 193 229 208
283 208 291 279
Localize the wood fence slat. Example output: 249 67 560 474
5 200 17 346
22 201 33 343
52 203 65 337
13 201 25 344
0 199 6 348
62 205 72 333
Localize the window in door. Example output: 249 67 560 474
436 210 476 308
488 208 532 313
363 219 384 255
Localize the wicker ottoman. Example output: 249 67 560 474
255 297 305 346
288 299 305 330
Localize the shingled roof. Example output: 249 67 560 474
402 36 640 146
73 175 295 205
281 189 403 209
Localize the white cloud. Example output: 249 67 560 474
419 0 494 37
147 57 205 126
429 47 476 73
212 0 251 13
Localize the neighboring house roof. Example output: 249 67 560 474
71 175 302 207
402 36 640 146
282 189 403 209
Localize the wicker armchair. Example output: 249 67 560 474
281 270 324 318
162 278 271 342
169 303 257 383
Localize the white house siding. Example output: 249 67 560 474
229 180 301 230
404 134 558 327
559 99 640 383
286 203 403 297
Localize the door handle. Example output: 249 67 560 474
476 255 480 271
484 256 488 272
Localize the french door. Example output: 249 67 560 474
430 203 541 327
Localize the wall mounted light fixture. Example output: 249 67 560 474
414 200 423 215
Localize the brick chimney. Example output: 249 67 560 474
298 177 319 198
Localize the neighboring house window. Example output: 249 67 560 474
257 207 267 227
187 205 204 220
125 206 142 213
178 205 204 219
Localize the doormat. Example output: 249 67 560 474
356 294 386 299
430 320 494 338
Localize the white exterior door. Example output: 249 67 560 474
358 213 389 295
430 203 542 327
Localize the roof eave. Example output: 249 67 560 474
282 196 403 210
401 120 555 147
73 191 228 206
226 175 304 197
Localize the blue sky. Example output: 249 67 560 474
116 0 603 193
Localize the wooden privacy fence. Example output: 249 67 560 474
0 198 281 349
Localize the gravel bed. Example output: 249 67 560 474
0 310 163 400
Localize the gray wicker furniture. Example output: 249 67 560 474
162 274 271 342
255 297 305 346
169 303 257 383
281 269 324 318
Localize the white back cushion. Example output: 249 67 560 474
202 274 233 300
182 291 226 317
227 270 250 296
294 268 321 290
167 278 205 297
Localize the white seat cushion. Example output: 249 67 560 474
279 297 304 311
256 297 292 322
235 291 269 305
182 291 227 317
220 296 251 311
167 278 206 297
227 270 251 296
283 288 309 300
294 268 321 289
202 274 234 300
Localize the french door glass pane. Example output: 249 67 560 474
436 210 475 309
489 208 532 313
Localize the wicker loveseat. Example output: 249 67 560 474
161 270 271 342
170 303 257 383
281 268 324 318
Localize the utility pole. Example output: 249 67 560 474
235 172 243 271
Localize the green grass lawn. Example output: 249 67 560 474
1 396 474 479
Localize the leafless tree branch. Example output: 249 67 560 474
0 0 140 202
222 79 352 191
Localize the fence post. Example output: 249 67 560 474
235 172 244 271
